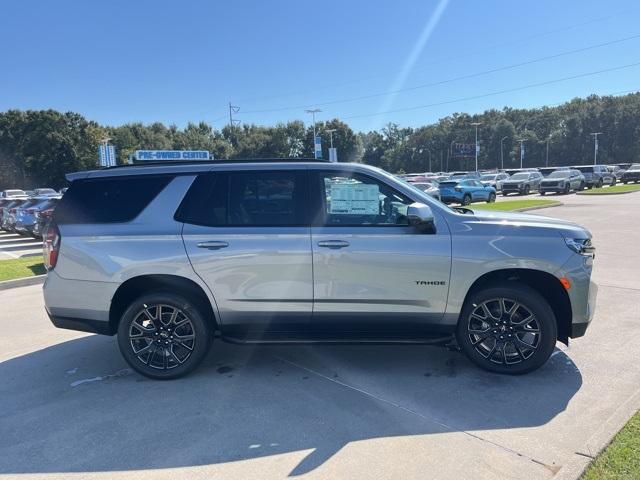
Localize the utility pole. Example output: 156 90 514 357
590 132 603 165
471 122 482 172
545 135 552 167
500 136 508 170
228 102 240 128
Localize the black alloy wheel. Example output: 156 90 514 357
117 292 213 379
456 284 557 374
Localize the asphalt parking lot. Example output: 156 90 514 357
1 192 639 480
0 232 41 260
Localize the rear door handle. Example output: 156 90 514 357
197 241 229 250
317 240 350 249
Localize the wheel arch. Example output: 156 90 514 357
460 268 572 344
109 274 217 334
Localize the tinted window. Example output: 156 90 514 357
315 171 413 226
55 175 171 224
177 170 307 227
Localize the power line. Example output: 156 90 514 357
233 7 636 106
341 60 640 120
240 33 640 115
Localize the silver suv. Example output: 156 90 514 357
43 160 597 379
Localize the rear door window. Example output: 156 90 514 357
177 170 308 227
55 175 172 224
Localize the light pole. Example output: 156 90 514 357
326 128 336 148
305 108 321 154
545 135 552 167
448 140 456 172
500 136 508 170
425 149 432 173
517 139 525 168
471 122 482 171
590 132 603 165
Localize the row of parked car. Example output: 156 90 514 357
400 163 640 205
0 188 64 238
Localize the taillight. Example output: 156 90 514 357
43 223 61 270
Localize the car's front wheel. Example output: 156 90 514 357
487 192 496 203
456 283 557 375
117 292 213 379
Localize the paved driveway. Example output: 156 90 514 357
0 193 639 480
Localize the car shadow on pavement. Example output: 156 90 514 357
0 335 582 476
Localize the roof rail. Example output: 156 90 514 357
103 157 330 169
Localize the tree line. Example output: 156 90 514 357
1 91 639 189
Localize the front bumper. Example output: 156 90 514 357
540 184 567 193
502 184 525 194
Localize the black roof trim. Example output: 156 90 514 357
104 158 329 169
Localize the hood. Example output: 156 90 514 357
467 209 590 238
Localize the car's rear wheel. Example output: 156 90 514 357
456 284 557 375
117 292 213 379
540 191 546 195
487 193 496 203
462 194 471 206
596 179 603 188
523 185 530 195
610 178 617 186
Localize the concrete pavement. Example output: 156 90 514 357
0 192 639 480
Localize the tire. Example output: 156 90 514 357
579 182 585 190
502 192 508 197
523 185 530 195
596 179 603 188
563 184 570 195
462 194 471 206
117 292 213 380
487 193 496 203
611 178 617 186
540 191 546 195
456 283 557 375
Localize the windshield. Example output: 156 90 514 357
629 164 640 171
575 167 594 173
480 174 497 180
510 173 530 180
548 171 570 178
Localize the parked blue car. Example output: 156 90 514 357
439 179 496 205
14 196 60 236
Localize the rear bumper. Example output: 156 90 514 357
47 312 114 335
43 270 117 336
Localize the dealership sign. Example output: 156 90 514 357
134 150 211 161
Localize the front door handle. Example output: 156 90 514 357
317 240 350 249
197 241 229 250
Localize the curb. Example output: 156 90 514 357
512 202 563 212
576 189 640 196
0 275 46 291
553 389 640 480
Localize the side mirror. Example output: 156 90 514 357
407 202 434 226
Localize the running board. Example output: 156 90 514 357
221 332 454 345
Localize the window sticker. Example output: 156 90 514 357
329 183 380 215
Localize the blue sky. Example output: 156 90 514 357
2 0 639 132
